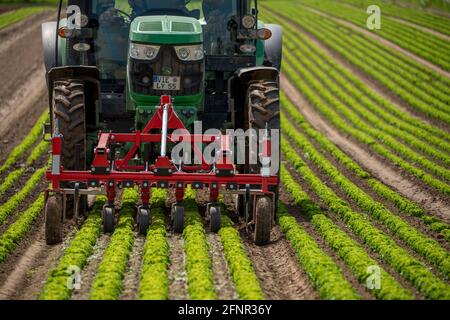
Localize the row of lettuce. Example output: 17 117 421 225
261 8 450 196
297 0 450 70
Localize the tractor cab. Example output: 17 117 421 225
42 0 282 245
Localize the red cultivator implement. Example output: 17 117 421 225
45 96 278 244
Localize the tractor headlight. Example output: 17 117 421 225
129 43 160 60
174 44 204 61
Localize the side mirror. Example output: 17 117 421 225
190 9 201 20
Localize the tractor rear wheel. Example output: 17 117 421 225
45 194 63 245
52 80 87 218
244 81 280 245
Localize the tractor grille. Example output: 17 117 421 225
129 45 203 96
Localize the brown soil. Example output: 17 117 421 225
207 233 237 300
167 233 188 300
120 234 146 300
242 226 318 300
0 10 53 163
282 75 450 222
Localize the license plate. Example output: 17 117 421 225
152 75 180 91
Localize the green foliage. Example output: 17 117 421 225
0 6 50 30
297 0 450 71
281 165 413 299
0 193 45 263
218 213 264 300
263 4 450 125
281 94 450 243
280 51 450 194
281 139 450 299
40 197 106 300
0 140 50 198
183 187 217 300
0 111 49 174
0 166 47 225
277 202 360 299
283 115 450 279
90 189 137 300
138 189 170 300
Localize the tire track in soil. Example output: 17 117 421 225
281 75 450 221
302 6 450 79
120 234 145 300
71 234 110 300
0 219 76 300
243 226 318 300
167 233 188 300
207 233 237 300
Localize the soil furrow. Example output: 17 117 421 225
120 234 146 300
71 234 110 300
167 233 188 300
243 226 318 300
207 233 237 300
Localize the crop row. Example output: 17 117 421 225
264 6 450 177
0 193 45 263
281 138 450 299
281 94 450 243
264 9 450 155
281 54 450 195
218 211 264 300
339 0 450 35
89 189 137 300
138 189 170 300
271 1 450 97
305 10 450 108
281 165 412 299
264 5 450 124
0 112 49 174
40 197 105 300
298 0 450 71
277 19 450 170
0 140 49 198
0 7 51 30
283 113 450 279
277 201 360 299
183 188 216 300
0 165 47 225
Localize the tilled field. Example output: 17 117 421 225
0 1 450 300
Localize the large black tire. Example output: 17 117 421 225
254 197 272 246
137 206 151 235
209 205 221 233
172 204 185 234
45 195 63 245
52 80 87 217
245 81 280 245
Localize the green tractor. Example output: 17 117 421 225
42 0 282 245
